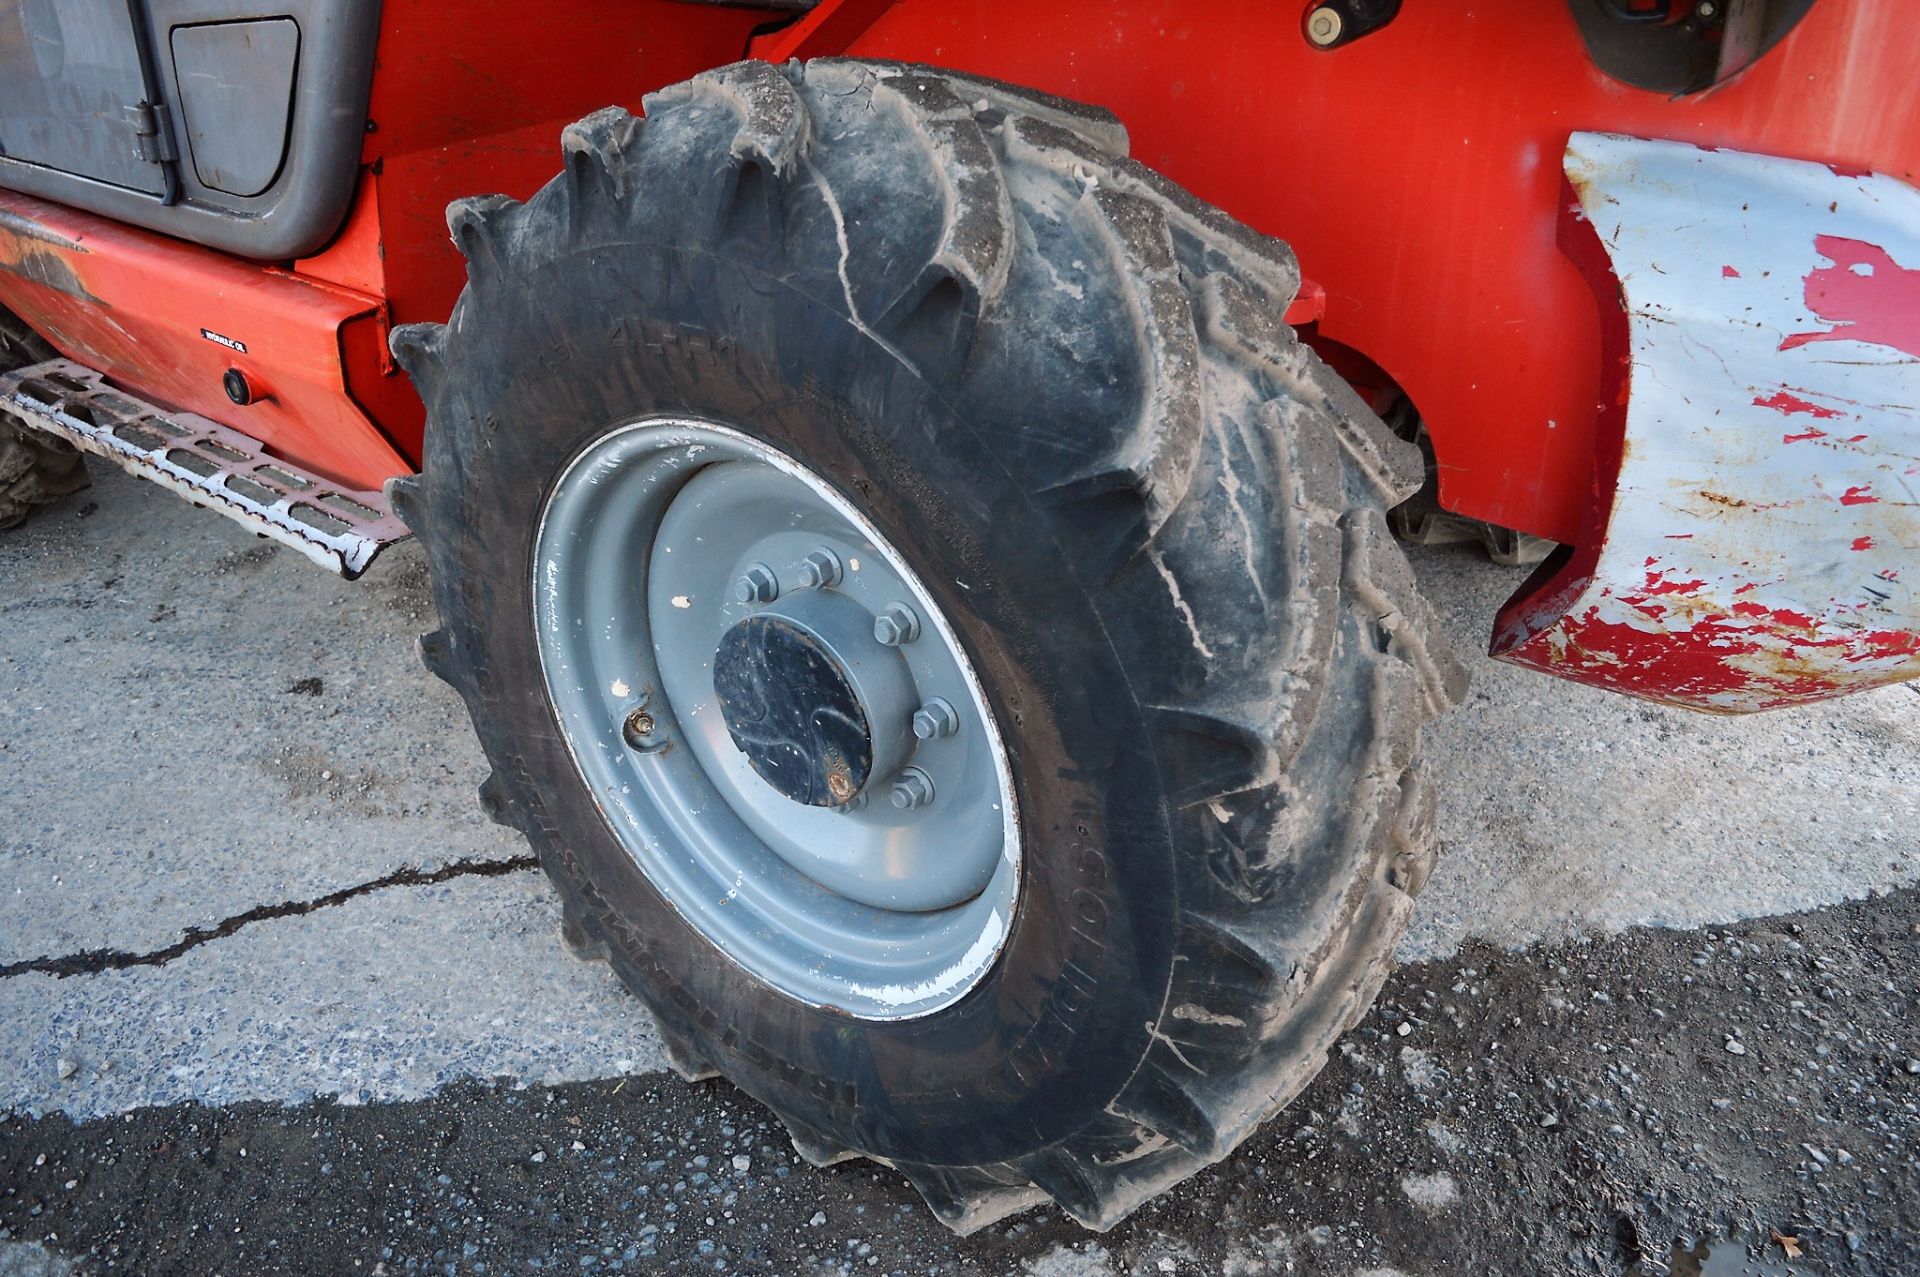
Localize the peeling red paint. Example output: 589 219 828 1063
1640 567 1708 595
1754 389 1844 419
1779 236 1920 357
1503 581 1920 708
1496 139 1920 714
1544 610 1753 700
1850 628 1920 661
1505 546 1920 708
1528 596 1920 710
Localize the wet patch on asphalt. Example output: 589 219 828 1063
3 888 1913 1276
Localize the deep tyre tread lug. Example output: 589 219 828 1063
1030 175 1205 538
1143 703 1278 809
475 771 513 828
414 626 456 685
891 1163 984 1229
445 194 523 284
657 1024 721 1084
558 898 608 963
387 325 449 406
707 61 811 176
891 1163 971 1230
1034 481 1153 587
715 152 787 251
1111 1061 1223 1161
866 71 1013 363
0 434 36 488
858 60 1132 155
383 474 426 539
559 106 642 214
1 313 91 529
900 1163 1049 1235
654 62 811 249
1019 1149 1112 1230
784 1119 859 1169
1341 509 1471 716
1385 760 1441 898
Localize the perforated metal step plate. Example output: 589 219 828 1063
0 359 408 578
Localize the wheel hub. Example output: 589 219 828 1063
530 416 1021 1020
711 590 917 807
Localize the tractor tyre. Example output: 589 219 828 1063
395 59 1466 1231
0 313 88 530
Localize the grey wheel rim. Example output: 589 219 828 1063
532 417 1020 1020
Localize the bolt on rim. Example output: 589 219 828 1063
531 417 1021 1020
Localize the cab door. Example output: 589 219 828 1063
0 1 168 196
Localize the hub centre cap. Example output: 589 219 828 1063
711 591 917 807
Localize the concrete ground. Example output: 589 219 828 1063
2 466 1917 1275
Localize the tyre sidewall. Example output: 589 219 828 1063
432 241 1177 1166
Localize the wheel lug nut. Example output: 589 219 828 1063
732 563 779 605
890 766 935 810
911 698 959 740
873 602 921 646
799 548 844 590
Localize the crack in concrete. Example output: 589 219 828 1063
0 855 541 980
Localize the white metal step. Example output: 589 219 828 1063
0 358 409 578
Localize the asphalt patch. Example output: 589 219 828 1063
2 890 1914 1276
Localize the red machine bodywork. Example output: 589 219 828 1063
0 0 771 490
0 0 1913 704
0 190 411 488
800 0 1920 545
5 0 1910 524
